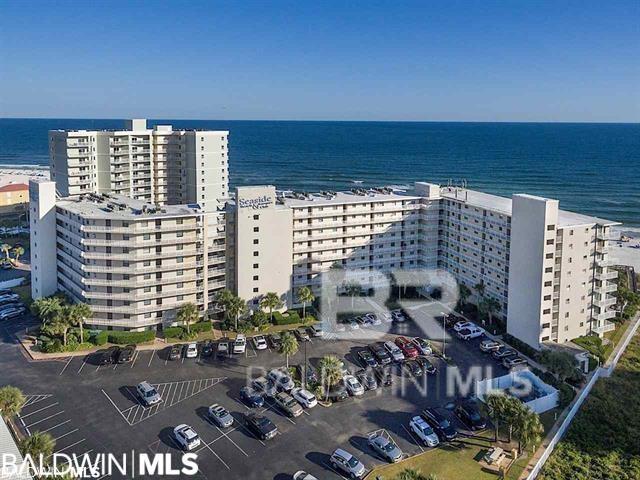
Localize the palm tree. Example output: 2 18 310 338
177 302 199 334
226 295 247 331
396 469 428 480
503 396 526 443
515 409 544 454
214 289 234 313
319 355 343 402
43 314 71 346
279 332 299 368
20 431 56 464
343 282 362 308
31 296 63 326
0 386 25 419
1 243 11 260
11 246 25 264
67 303 92 343
485 393 507 442
260 292 283 322
474 281 486 298
459 283 471 304
296 286 315 319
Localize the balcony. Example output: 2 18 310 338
593 321 616 335
592 295 617 309
595 270 617 281
593 309 617 322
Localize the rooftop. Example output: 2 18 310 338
0 183 29 193
278 187 421 207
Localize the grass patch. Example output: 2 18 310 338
12 284 32 304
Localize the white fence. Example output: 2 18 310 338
0 277 25 289
475 369 558 414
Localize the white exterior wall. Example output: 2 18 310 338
29 180 58 299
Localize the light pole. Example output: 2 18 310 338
440 311 447 359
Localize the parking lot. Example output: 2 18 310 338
0 311 510 480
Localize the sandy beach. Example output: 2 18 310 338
0 166 49 187
610 228 640 270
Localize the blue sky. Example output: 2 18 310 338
0 0 638 121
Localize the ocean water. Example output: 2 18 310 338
1 119 638 227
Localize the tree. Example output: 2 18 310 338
319 355 343 401
503 396 526 443
483 297 501 326
31 296 63 326
485 393 508 442
458 283 471 307
538 350 578 382
20 431 56 465
1 243 11 260
297 286 315 319
343 282 362 308
250 311 269 331
226 295 247 331
177 302 199 334
67 303 92 344
396 469 428 480
279 332 299 368
0 386 25 419
260 292 283 322
515 409 544 454
44 314 71 346
214 289 234 313
474 281 486 298
11 246 25 263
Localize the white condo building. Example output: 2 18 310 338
227 182 619 349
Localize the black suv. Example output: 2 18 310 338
245 413 277 440
168 344 182 361
296 362 318 385
357 349 379 368
454 400 487 431
200 340 214 357
369 342 392 365
96 346 119 365
116 344 136 363
374 366 393 386
423 407 458 441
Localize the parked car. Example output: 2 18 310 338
0 294 20 305
0 306 26 320
455 400 487 431
329 449 366 478
374 366 393 387
116 344 136 363
185 343 198 358
267 333 282 350
453 320 474 332
290 387 317 408
355 369 378 390
344 375 365 396
136 381 161 407
415 356 437 374
295 362 318 385
233 334 246 354
383 341 405 362
239 387 264 408
217 341 230 357
0 289 13 296
364 312 381 325
173 424 201 451
200 340 214 357
274 392 303 417
479 339 502 352
503 356 528 369
403 360 424 377
168 344 182 360
368 432 403 463
327 382 349 402
391 309 407 322
491 347 517 360
252 376 278 398
357 349 379 368
395 336 418 358
252 335 268 350
0 301 22 313
369 343 392 365
293 472 318 480
456 325 485 340
207 404 234 428
412 337 433 355
409 416 440 447
294 328 310 342
267 368 295 392
380 312 393 323
347 318 360 330
423 407 458 441
308 324 324 337
96 346 119 365
245 413 277 440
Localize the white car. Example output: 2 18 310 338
253 336 268 350
383 341 405 362
293 472 318 480
344 375 365 396
185 343 198 358
391 309 407 322
381 312 394 323
412 337 432 355
173 424 201 451
453 320 474 332
457 325 485 340
364 313 382 326
409 416 440 447
267 368 295 392
233 334 246 354
291 387 318 408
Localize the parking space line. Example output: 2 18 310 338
95 364 101 372
54 428 79 442
77 359 87 374
101 389 131 424
148 349 155 367
22 395 53 409
200 439 231 471
401 425 425 453
19 402 59 419
25 410 64 427
58 357 73 376
55 438 85 454
130 351 140 368
216 426 249 457
322 462 350 480
41 419 71 434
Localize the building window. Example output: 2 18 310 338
253 215 259 220
253 251 259 257
253 263 259 268
253 287 259 293
253 227 259 232
253 275 259 281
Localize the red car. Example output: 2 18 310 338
395 336 418 358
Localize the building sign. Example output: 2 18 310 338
238 195 272 210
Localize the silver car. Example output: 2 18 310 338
330 448 366 478
368 432 403 463
208 404 234 428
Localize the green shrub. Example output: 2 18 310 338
190 321 212 334
92 331 108 346
180 331 198 341
163 327 184 339
272 311 301 325
503 333 539 359
107 330 155 345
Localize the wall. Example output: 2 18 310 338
29 180 58 299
